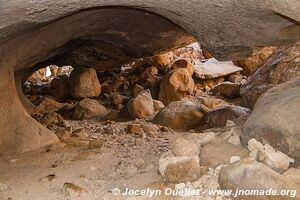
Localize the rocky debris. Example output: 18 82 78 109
240 43 300 108
148 52 174 71
73 98 108 120
228 73 247 84
219 158 298 200
62 182 87 197
200 139 249 168
194 58 243 79
171 59 194 76
153 100 204 130
51 75 70 102
39 112 64 126
205 105 251 128
171 137 200 157
127 90 154 119
247 139 294 173
236 46 277 75
242 78 300 164
127 123 142 135
173 42 205 60
33 97 66 115
158 68 194 105
195 77 225 92
159 152 201 183
69 67 101 99
212 81 241 98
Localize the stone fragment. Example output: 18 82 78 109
194 58 242 79
127 90 154 119
73 98 108 120
62 182 87 197
159 152 201 183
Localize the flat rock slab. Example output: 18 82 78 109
194 58 243 79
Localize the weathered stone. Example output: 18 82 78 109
200 139 249 168
242 78 300 164
149 52 174 71
62 182 87 197
240 43 300 108
153 100 204 130
69 67 101 99
40 112 64 126
127 90 154 119
171 59 194 76
173 42 205 61
159 153 201 183
213 81 241 98
73 98 108 120
236 46 277 75
219 159 298 200
194 58 243 79
51 75 70 102
206 105 251 128
197 96 228 112
258 151 293 173
171 137 200 157
33 97 66 115
158 68 194 105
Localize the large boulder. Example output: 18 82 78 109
153 100 204 130
127 90 154 119
73 98 108 120
219 158 298 200
51 75 70 102
242 78 300 165
205 105 251 128
236 46 277 75
158 68 194 105
69 67 101 99
240 43 300 108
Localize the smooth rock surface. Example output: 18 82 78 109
194 58 243 79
